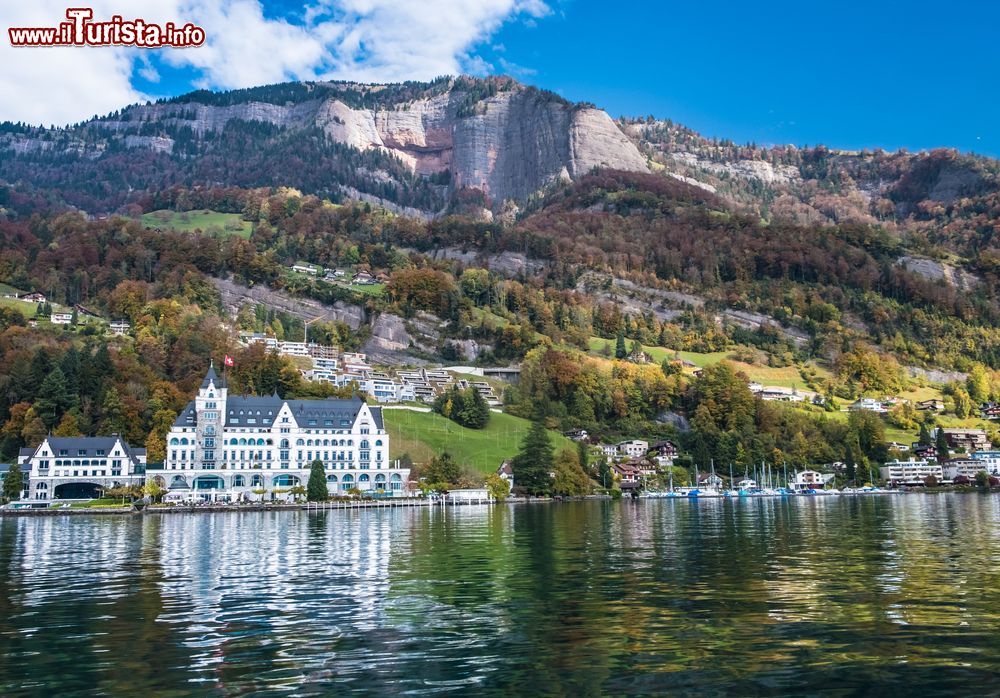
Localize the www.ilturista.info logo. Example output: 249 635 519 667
8 8 205 47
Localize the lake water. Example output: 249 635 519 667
2 495 1000 696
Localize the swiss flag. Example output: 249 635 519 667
224 355 234 367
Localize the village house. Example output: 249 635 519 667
562 428 589 442
697 472 724 491
19 292 46 303
981 402 1000 421
935 428 992 453
50 312 73 325
942 458 991 482
109 320 131 336
850 398 888 414
887 441 910 452
599 443 619 460
790 470 836 492
616 439 649 459
351 270 377 285
916 399 945 412
912 444 938 460
497 461 514 492
611 462 642 491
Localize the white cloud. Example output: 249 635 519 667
0 0 549 126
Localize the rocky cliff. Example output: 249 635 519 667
0 77 649 213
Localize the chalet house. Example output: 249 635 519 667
650 439 678 467
611 462 642 490
563 429 589 442
19 292 46 303
625 458 658 476
74 304 100 318
109 320 131 336
697 472 724 490
912 444 938 460
935 428 992 453
497 461 514 491
916 399 945 412
50 312 73 325
887 441 910 452
351 270 377 285
981 402 1000 421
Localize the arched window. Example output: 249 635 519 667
229 438 239 445
180 437 189 445
233 475 245 487
238 438 247 446
35 482 48 490
360 440 369 450
296 439 305 446
327 474 338 483
280 439 289 448
342 474 354 483
306 439 314 447
375 474 386 483
323 439 330 446
251 475 263 488
359 473 370 482
169 438 179 445
375 440 383 447
256 438 265 446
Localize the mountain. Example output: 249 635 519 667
0 76 647 216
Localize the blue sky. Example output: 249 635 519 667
4 1 997 156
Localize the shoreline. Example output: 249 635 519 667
2 490 996 516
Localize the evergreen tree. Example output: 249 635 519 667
512 417 554 495
101 386 127 435
935 427 950 462
35 368 73 429
422 452 461 485
615 330 627 359
307 459 328 501
2 462 23 502
918 421 932 447
60 345 81 396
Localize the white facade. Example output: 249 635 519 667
150 364 408 501
970 451 1000 475
790 470 835 491
18 435 146 501
880 459 942 485
617 440 649 459
850 398 887 413
50 312 73 324
109 320 131 336
942 460 992 481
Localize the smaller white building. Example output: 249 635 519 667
617 440 649 459
292 263 320 275
109 320 131 336
850 398 887 413
50 312 73 325
970 451 1000 475
790 470 835 492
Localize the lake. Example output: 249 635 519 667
2 495 1000 696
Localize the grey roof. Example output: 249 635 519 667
18 447 34 458
173 401 198 428
369 405 383 430
201 363 220 389
284 398 367 428
30 436 143 462
226 395 285 427
0 463 10 473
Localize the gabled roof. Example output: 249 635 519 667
27 435 143 462
173 401 197 428
201 362 225 389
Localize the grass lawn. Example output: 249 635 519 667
346 283 385 297
68 498 131 508
141 209 254 239
385 409 572 473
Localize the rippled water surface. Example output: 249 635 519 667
3 495 1000 695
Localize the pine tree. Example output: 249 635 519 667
36 368 73 429
615 330 627 359
307 459 328 501
512 417 554 495
918 421 932 447
935 427 950 462
2 462 23 502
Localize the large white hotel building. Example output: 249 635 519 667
149 363 409 501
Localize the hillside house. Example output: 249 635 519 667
981 402 1000 420
50 312 73 325
850 398 888 413
916 399 945 412
19 292 46 303
790 470 835 491
109 320 131 336
291 263 320 275
935 428 992 453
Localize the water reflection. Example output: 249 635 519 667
1 497 999 695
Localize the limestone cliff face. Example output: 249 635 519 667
313 84 650 204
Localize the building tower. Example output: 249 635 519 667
194 362 227 470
